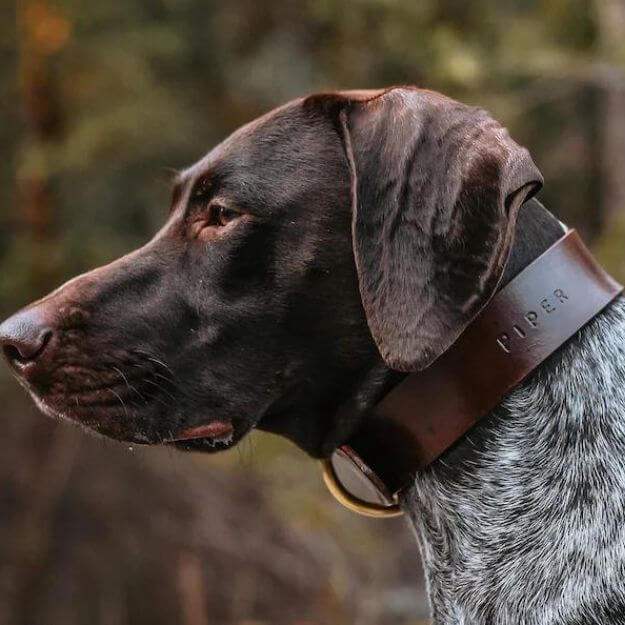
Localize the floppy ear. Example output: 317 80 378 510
305 87 543 372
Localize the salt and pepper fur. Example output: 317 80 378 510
402 296 625 624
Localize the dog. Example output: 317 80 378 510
2 86 625 624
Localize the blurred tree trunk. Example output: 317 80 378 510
3 3 72 624
0 425 80 625
16 0 68 291
595 0 625 278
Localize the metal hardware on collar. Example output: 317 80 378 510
321 446 402 517
321 229 623 517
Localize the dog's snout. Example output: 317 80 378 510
0 308 53 369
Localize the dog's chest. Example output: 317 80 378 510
402 298 625 624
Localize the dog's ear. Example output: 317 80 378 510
304 87 543 372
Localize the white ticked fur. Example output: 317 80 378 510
402 296 625 624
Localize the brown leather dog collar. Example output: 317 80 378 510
322 230 623 517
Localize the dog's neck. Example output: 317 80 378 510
401 202 625 623
262 199 568 458
499 197 566 288
315 197 566 458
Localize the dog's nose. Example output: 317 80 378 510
0 308 53 368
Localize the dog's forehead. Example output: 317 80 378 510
177 98 306 190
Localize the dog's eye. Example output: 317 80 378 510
191 201 243 239
209 203 240 227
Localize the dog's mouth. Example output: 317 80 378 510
1 319 255 452
12 355 246 451
166 420 249 453
166 420 236 449
170 421 234 442
29 381 245 451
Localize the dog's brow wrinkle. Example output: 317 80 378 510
173 169 189 187
170 168 201 206
160 166 181 181
169 180 184 210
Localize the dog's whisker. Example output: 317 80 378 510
108 388 130 420
135 351 178 380
150 370 177 387
140 377 177 404
111 366 149 406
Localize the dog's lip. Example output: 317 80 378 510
169 421 234 442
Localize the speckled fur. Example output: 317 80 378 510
402 296 625 624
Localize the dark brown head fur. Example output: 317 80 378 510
0 87 543 457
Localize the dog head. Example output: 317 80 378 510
0 87 542 456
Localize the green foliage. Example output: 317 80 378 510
3 0 624 314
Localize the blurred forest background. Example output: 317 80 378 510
1 1 625 624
